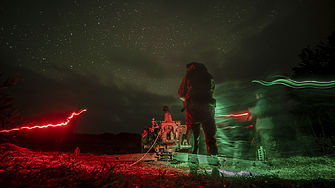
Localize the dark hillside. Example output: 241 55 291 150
2 131 141 155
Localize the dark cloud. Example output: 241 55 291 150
1 0 334 134
1 62 183 134
209 0 335 83
105 48 169 79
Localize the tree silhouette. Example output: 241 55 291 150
293 31 335 79
0 73 23 130
289 32 335 154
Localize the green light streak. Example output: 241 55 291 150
252 79 335 89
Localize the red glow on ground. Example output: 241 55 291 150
0 108 87 133
216 112 249 117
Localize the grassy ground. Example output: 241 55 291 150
1 143 334 187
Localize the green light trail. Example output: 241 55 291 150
252 78 335 89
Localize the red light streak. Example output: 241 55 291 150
0 108 87 133
216 112 248 117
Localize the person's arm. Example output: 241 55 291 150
249 99 268 116
178 75 187 101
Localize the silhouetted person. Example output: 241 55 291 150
162 106 173 122
249 89 280 161
178 62 218 156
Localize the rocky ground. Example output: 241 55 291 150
1 142 335 187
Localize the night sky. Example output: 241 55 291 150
1 0 334 134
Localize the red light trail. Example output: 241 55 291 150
216 112 249 117
0 108 87 133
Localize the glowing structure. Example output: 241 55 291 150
257 146 266 162
141 117 190 160
216 112 248 117
0 108 87 133
252 78 335 89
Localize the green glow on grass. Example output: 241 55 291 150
252 79 335 89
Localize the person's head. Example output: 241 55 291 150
186 62 208 72
254 89 266 99
256 93 263 99
163 106 169 112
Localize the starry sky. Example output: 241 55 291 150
1 0 334 134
